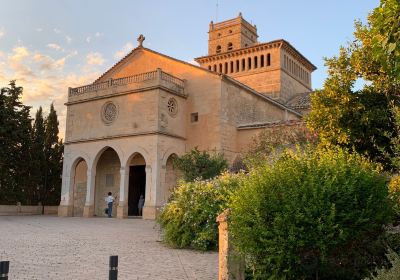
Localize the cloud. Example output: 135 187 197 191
86 36 91 43
86 52 104 66
53 28 61 34
47 43 62 51
33 53 65 70
114 42 133 59
95 32 103 37
65 35 72 44
0 45 100 139
0 27 5 38
10 46 30 62
36 28 43 32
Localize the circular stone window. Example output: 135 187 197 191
101 101 118 125
167 98 178 117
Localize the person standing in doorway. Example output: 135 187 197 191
138 195 145 216
105 192 115 218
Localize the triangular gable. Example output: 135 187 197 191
95 46 219 83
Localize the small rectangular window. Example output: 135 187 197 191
254 56 258 69
191 112 199 123
248 57 252 70
242 59 245 71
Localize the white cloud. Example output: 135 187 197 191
95 32 103 37
114 42 134 59
47 43 62 51
86 36 91 43
65 35 72 44
53 28 61 34
86 52 104 66
0 27 5 38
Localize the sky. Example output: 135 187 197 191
0 0 380 138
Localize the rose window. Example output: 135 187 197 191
167 98 178 117
101 102 118 124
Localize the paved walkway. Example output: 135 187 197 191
0 216 218 279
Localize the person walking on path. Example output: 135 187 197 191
138 195 145 216
105 192 115 218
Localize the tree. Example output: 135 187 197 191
0 81 32 204
172 148 228 182
43 104 63 206
307 0 400 170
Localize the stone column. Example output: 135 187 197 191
117 167 129 218
217 209 245 280
143 164 157 219
83 168 96 217
58 160 73 217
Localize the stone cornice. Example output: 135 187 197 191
65 130 186 145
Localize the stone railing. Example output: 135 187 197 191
68 69 185 99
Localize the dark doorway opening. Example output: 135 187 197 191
128 165 146 216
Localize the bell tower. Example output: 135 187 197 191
208 12 258 55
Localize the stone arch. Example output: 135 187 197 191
70 157 88 217
162 153 179 205
125 150 148 216
93 146 122 217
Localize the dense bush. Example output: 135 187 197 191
229 147 392 279
388 175 400 219
172 147 228 182
157 172 242 250
365 250 400 280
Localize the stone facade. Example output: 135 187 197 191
59 14 315 220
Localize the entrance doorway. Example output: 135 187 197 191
128 165 146 216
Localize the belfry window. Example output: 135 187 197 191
216 45 222 53
227 42 233 51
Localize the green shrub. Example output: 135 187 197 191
172 147 228 182
229 147 392 279
365 250 400 280
388 175 400 218
157 172 242 250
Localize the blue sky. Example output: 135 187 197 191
0 0 379 137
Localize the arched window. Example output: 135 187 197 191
216 45 222 54
242 58 245 71
248 57 252 70
213 64 217 72
224 62 228 74
230 61 234 73
254 56 258 69
219 63 222 73
261 55 265 67
208 65 212 71
236 60 240 72
227 42 233 51
267 53 271 66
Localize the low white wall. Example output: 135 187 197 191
0 205 58 215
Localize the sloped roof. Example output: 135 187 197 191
285 92 312 110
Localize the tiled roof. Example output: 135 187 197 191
285 92 312 110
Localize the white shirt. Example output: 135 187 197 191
105 195 115 203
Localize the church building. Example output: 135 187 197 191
58 14 316 219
